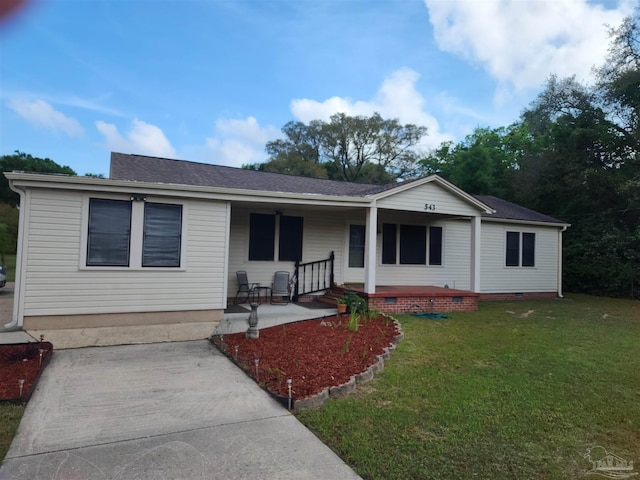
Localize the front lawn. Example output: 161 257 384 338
297 294 640 480
0 403 24 462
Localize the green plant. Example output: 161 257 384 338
336 297 347 305
347 310 360 332
340 338 351 356
343 292 367 314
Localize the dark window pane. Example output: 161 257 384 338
506 231 520 266
522 232 535 267
87 199 131 266
279 215 303 262
400 224 426 265
382 223 397 265
249 213 275 261
429 226 443 266
348 225 365 268
143 203 182 267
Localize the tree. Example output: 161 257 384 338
1 151 76 206
248 113 428 184
419 124 531 199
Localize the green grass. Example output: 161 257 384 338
2 254 16 282
0 403 24 462
297 294 640 480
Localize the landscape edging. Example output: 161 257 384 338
293 314 403 412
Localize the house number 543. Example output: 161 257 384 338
424 203 436 211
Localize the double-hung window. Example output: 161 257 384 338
248 213 303 262
86 198 183 268
381 223 443 266
506 231 535 267
87 199 132 266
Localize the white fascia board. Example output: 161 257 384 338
370 174 495 214
481 217 571 228
4 172 373 208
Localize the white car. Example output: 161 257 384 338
0 265 5 288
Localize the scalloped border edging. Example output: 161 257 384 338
293 314 403 412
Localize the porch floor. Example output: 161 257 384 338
335 284 479 313
341 284 478 298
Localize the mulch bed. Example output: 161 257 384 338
0 342 53 402
212 314 400 403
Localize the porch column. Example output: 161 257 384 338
364 205 377 294
470 215 481 293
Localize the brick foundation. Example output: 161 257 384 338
367 295 478 314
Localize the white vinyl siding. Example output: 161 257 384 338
377 182 480 216
21 189 229 316
376 217 472 290
480 222 559 293
228 206 346 294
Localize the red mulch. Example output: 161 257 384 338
213 314 399 400
0 342 53 401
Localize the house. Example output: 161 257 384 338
4 152 569 332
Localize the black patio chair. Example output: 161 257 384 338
234 270 258 304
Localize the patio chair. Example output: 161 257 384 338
234 270 258 304
271 271 290 305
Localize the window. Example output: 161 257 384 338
382 223 443 266
142 203 182 267
248 213 303 262
249 214 275 261
400 225 426 264
279 215 303 262
348 225 365 268
381 223 397 265
86 198 183 268
429 226 443 266
506 231 535 267
87 199 131 266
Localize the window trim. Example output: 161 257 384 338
247 212 304 263
505 230 536 268
80 195 187 271
381 222 444 267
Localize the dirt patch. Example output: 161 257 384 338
0 342 53 401
212 314 401 405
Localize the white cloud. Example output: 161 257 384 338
290 68 452 149
8 98 84 137
205 116 280 167
425 0 633 96
96 118 176 157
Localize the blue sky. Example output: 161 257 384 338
0 0 633 176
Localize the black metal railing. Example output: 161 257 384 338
293 251 334 301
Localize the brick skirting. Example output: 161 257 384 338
368 295 478 314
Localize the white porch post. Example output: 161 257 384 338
470 215 481 293
364 205 377 294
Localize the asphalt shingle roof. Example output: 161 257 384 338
474 194 567 224
109 153 566 225
110 152 387 196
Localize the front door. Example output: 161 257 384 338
344 224 365 283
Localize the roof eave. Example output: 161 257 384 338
370 175 495 214
481 216 571 228
3 172 374 207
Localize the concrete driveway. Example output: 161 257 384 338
0 341 361 479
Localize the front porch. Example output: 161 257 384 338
332 284 479 314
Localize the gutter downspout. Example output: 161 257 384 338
557 225 568 298
4 180 27 330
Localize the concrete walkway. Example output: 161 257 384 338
0 340 361 479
